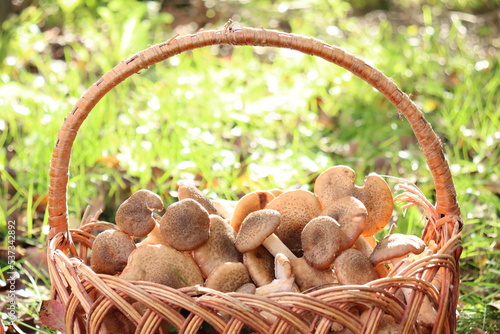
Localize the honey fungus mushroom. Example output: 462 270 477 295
204 262 251 293
192 215 242 277
91 229 136 275
120 244 204 288
230 190 275 232
177 180 219 215
320 196 368 250
314 166 393 237
159 198 210 251
255 253 299 296
301 216 345 269
235 209 296 261
265 189 322 254
334 248 378 285
115 189 164 238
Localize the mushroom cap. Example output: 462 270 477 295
159 199 210 251
370 233 426 266
235 282 257 294
292 257 337 291
334 249 378 285
211 199 237 220
314 166 356 208
115 189 164 238
120 244 204 288
301 216 344 269
192 215 242 277
320 196 367 250
352 174 393 236
265 189 322 253
204 262 251 293
243 245 275 287
136 221 170 247
230 191 275 232
102 307 136 334
178 181 219 215
352 235 375 258
235 209 281 253
91 229 136 275
314 166 393 237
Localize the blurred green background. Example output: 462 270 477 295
1 0 499 333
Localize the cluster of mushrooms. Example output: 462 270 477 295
90 165 438 331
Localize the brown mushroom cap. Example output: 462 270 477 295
211 199 237 220
370 233 426 266
192 215 242 277
230 191 275 232
243 245 275 287
235 209 297 261
204 262 251 293
301 216 345 269
334 249 378 285
120 244 204 288
314 166 393 237
292 257 337 291
265 189 322 254
115 189 164 238
159 199 210 251
352 174 393 236
178 181 219 215
235 209 281 253
314 166 357 208
320 196 367 250
91 229 136 275
235 282 257 294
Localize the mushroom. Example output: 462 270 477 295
230 190 275 232
159 199 210 251
352 235 392 278
369 233 426 268
91 229 136 275
204 262 251 293
211 198 238 220
243 245 275 287
235 282 257 294
265 189 322 254
360 310 398 334
102 307 136 334
301 216 345 269
320 196 368 250
369 233 434 326
292 257 338 291
192 215 242 277
314 166 393 237
120 244 204 288
136 221 170 247
255 253 299 296
334 249 378 285
235 209 296 261
177 180 219 215
115 189 164 238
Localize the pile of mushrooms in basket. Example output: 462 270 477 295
89 165 439 332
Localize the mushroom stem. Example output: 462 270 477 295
261 234 298 262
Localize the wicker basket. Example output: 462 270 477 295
45 23 463 334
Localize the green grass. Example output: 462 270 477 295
1 0 499 333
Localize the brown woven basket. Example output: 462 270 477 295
45 23 463 334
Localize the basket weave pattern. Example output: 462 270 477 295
46 24 463 334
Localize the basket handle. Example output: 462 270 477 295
48 25 460 241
